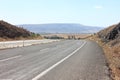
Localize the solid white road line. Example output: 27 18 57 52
0 55 22 62
32 41 86 80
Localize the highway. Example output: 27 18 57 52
0 40 111 80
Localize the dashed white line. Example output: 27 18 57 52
0 55 22 62
32 41 86 80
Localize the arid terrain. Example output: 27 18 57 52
90 23 120 80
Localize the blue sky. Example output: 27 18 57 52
0 0 120 27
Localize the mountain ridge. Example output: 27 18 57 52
18 23 103 33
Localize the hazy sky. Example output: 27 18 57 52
0 0 120 27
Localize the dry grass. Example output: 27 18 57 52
109 46 120 80
41 33 91 39
89 35 120 80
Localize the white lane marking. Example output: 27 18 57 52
32 41 86 80
0 55 22 62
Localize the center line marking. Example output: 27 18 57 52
32 41 86 80
0 55 22 62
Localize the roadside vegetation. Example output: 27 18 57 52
42 33 91 40
44 35 64 39
89 23 120 80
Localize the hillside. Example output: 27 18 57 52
0 20 31 40
91 23 120 80
19 24 103 33
98 23 120 43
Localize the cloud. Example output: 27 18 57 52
94 6 103 9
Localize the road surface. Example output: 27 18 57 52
0 40 111 80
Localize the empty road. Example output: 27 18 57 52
0 40 111 80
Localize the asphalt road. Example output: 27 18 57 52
0 40 111 80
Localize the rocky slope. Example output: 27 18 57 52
98 23 120 42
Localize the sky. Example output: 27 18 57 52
0 0 120 27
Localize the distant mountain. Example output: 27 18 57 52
18 23 103 33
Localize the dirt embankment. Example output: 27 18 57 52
0 20 42 41
90 23 120 80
